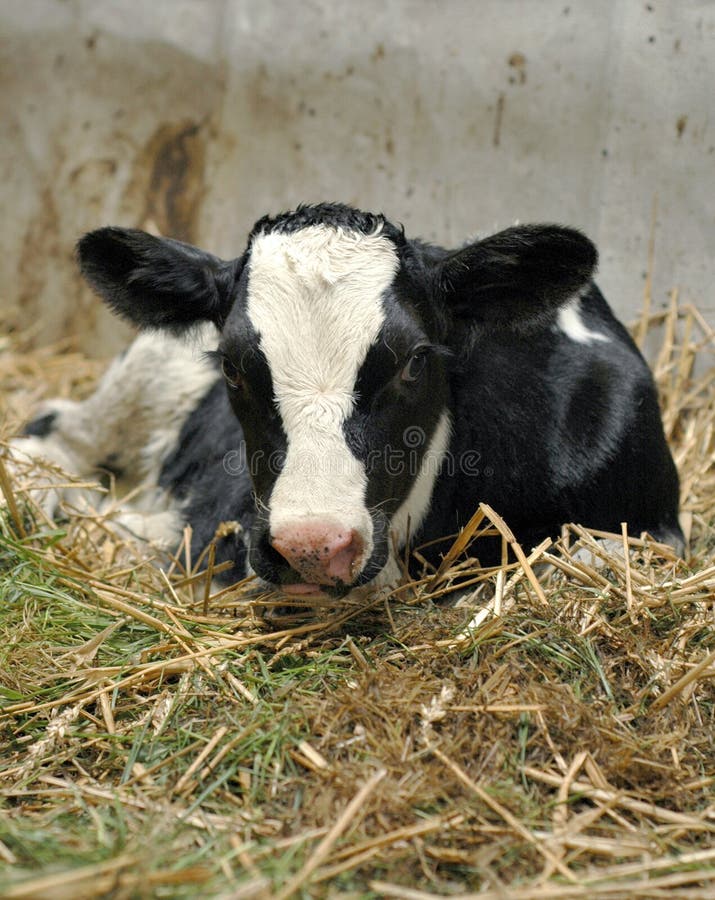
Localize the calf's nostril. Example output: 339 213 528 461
325 538 360 582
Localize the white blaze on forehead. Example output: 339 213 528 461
246 224 399 553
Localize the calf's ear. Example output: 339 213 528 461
437 224 597 328
77 227 242 331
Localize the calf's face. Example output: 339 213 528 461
218 221 451 593
78 204 597 595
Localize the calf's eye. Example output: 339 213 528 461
221 357 243 389
401 350 428 383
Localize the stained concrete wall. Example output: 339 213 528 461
1 0 713 354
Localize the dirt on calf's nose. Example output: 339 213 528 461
271 522 364 585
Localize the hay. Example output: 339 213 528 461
0 296 713 898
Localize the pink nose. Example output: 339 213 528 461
271 522 364 585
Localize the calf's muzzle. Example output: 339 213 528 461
270 521 364 586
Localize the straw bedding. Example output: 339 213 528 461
0 295 713 898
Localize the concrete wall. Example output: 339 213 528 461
2 0 713 354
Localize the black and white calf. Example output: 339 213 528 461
11 204 682 597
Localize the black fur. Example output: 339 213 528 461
158 380 253 576
77 228 242 331
76 204 682 590
250 202 406 246
437 224 598 328
23 412 58 438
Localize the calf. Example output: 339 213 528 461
12 203 682 596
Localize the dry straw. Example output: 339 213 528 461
0 294 713 897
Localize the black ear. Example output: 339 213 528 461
77 227 242 331
437 224 598 328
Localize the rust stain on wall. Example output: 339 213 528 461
124 121 207 242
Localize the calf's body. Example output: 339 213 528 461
13 204 682 596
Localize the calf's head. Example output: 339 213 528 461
78 204 597 595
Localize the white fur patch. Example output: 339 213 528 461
108 508 184 548
246 224 399 565
9 325 219 540
52 324 218 493
558 297 610 345
372 410 452 589
5 432 104 519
